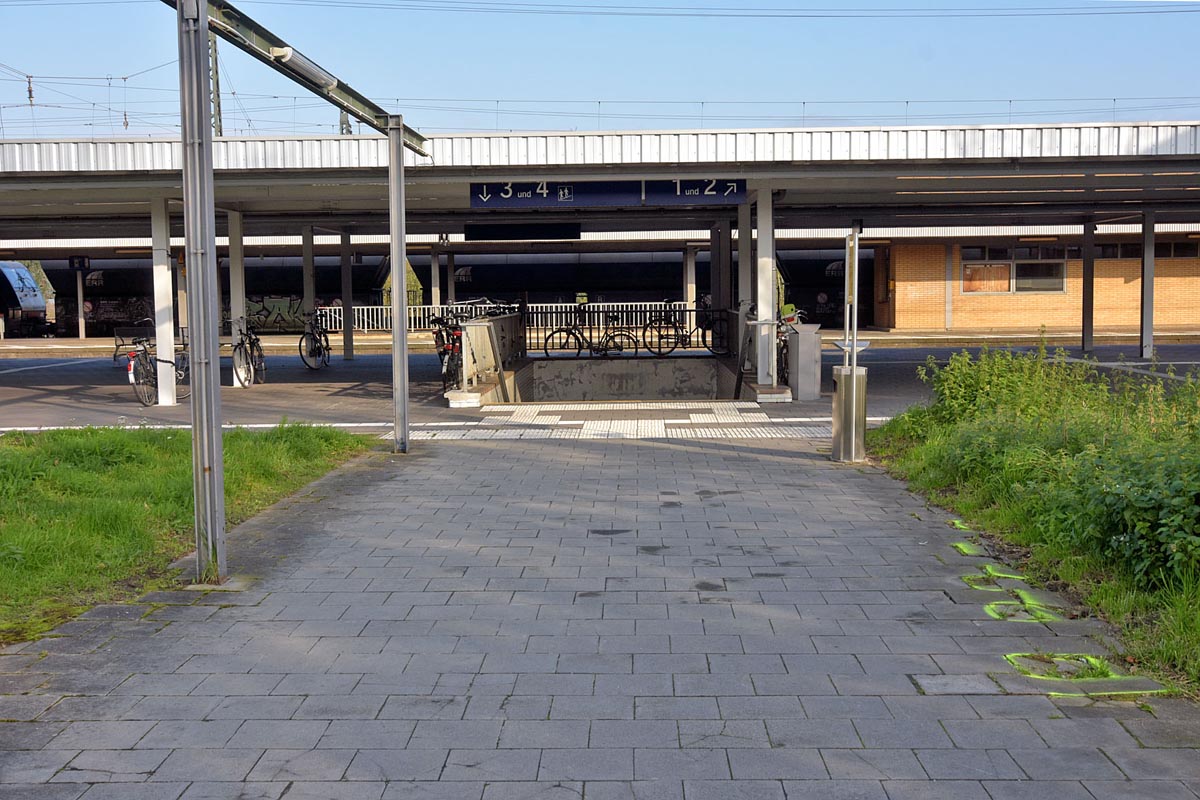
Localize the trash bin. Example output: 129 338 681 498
787 324 822 401
831 365 867 462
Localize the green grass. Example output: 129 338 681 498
869 345 1200 691
0 425 370 643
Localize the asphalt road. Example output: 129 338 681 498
2 344 1195 431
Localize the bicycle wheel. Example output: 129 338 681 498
250 340 266 384
131 353 157 407
703 317 731 356
544 328 584 358
320 333 331 367
777 338 790 387
443 351 462 392
232 343 254 388
174 352 191 400
299 332 322 369
642 320 682 356
602 331 638 358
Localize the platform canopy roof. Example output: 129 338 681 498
2 121 1199 239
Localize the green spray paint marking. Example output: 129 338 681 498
985 600 1063 623
962 573 1005 592
952 541 987 556
950 519 972 531
983 564 1024 581
1005 653 1116 680
963 564 1028 592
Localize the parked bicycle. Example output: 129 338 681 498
431 313 465 392
775 304 806 386
642 296 730 357
231 317 266 387
544 304 638 358
126 335 190 406
298 311 331 370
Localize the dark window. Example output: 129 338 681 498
1120 243 1143 259
1039 245 1066 260
988 245 1013 260
961 246 986 261
1156 242 1174 259
1173 241 1199 258
1098 244 1120 259
1014 262 1065 292
1014 246 1039 260
1066 246 1082 259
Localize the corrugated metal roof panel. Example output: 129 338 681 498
4 121 1200 173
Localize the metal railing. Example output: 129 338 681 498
540 305 733 358
318 301 685 333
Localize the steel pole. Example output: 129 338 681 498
177 0 227 582
848 224 861 460
1141 211 1156 359
388 115 409 453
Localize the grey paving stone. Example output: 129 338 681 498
1082 780 1200 800
149 748 264 782
44 720 154 750
480 782 580 800
914 748 1023 780
539 748 634 781
0 749 80 783
852 719 952 749
820 749 927 780
980 781 1095 800
54 749 170 782
765 720 859 748
0 785 90 800
344 749 447 781
78 784 189 800
178 782 289 799
445 748 541 781
499 720 590 749
409 720 502 750
780 780 888 800
727 749 826 780
582 781 684 800
272 783 386 800
245 748 354 781
1007 747 1125 780
879 780 989 799
679 720 770 749
682 779 785 800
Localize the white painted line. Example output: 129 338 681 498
0 359 104 375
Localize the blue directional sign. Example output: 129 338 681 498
470 178 746 209
645 179 746 205
471 181 641 209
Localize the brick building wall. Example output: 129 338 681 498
890 243 1200 330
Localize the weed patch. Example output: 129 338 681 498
870 345 1200 688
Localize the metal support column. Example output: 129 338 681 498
430 246 442 307
228 209 246 387
710 220 732 310
340 231 355 360
1081 220 1096 354
737 200 753 304
1141 211 1156 359
755 190 775 385
301 225 315 314
445 253 456 305
151 198 177 406
388 115 410 454
75 270 86 340
683 247 697 307
176 0 226 582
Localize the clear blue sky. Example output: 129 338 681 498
1 0 1198 137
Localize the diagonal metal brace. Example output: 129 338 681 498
159 0 428 156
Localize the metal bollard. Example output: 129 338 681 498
831 365 867 462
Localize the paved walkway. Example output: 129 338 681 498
3 435 1200 800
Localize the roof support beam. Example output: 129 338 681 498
159 0 427 155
